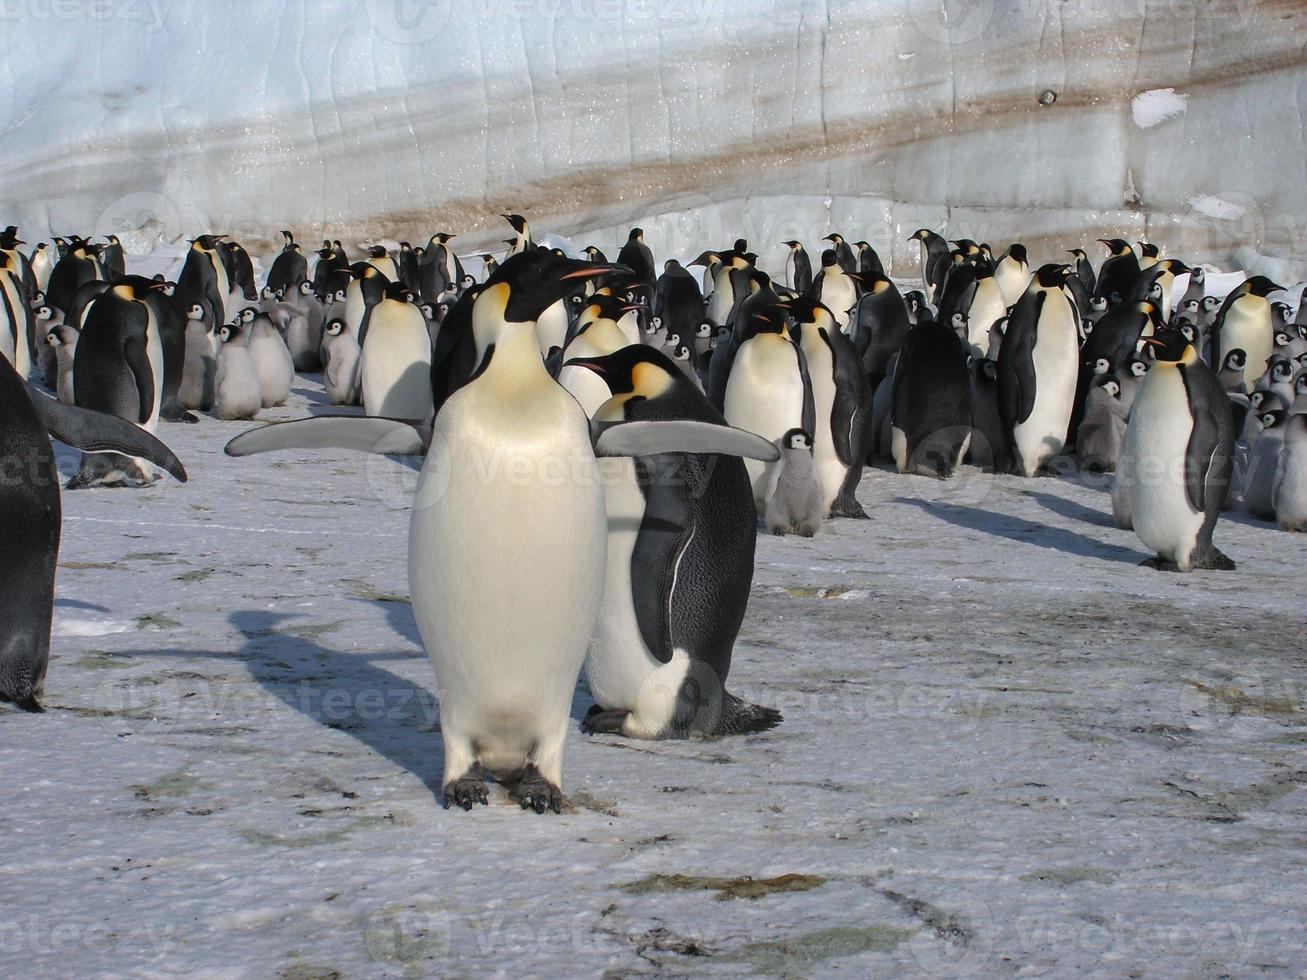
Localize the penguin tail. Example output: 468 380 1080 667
714 692 782 736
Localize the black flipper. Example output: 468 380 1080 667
224 416 429 457
121 333 155 425
1178 361 1237 570
824 326 865 466
26 384 187 482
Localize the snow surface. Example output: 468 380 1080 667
1131 88 1189 130
3 378 1306 976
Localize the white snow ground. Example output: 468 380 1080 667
2 378 1305 976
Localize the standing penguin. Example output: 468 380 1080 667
0 355 185 710
1093 239 1140 309
45 324 78 405
824 233 857 274
724 315 815 511
266 231 309 297
811 249 860 331
66 281 166 488
420 233 463 303
176 235 230 329
783 240 812 294
1273 413 1307 531
910 228 950 305
502 213 532 255
994 244 1031 307
1211 276 1283 391
364 244 398 281
359 282 433 420
179 303 216 411
562 345 782 739
214 323 263 421
1077 375 1130 472
1068 248 1096 298
45 240 100 315
891 307 974 478
962 266 1008 358
764 429 825 536
616 228 656 286
997 264 1079 476
243 310 294 408
789 297 871 517
1240 409 1287 520
1113 332 1236 570
30 242 55 295
968 357 1005 470
321 319 361 406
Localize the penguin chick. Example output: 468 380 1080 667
1241 409 1288 520
1077 375 1129 473
215 323 263 421
45 323 78 405
764 429 824 537
1217 349 1248 393
321 318 361 406
1273 412 1307 531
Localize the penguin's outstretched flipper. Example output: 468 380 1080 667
25 384 188 483
225 416 429 457
593 419 780 462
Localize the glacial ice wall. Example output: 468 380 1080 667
0 0 1303 276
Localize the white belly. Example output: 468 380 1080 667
724 336 805 508
1012 295 1078 475
248 330 293 407
344 282 365 341
361 307 433 419
1121 370 1204 566
408 380 606 772
819 277 857 330
0 272 30 378
994 262 1029 308
1222 297 1273 389
967 279 1007 357
534 300 568 356
142 307 164 431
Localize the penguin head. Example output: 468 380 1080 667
1157 258 1189 277
696 320 713 339
1089 297 1108 314
384 281 416 303
627 228 644 242
672 343 692 362
478 249 614 327
664 331 682 350
367 244 388 259
501 214 529 235
1240 276 1284 299
236 307 257 325
419 303 436 319
333 288 348 304
299 280 314 297
1094 375 1122 398
642 316 660 336
1128 357 1150 378
1268 356 1294 384
324 319 346 338
192 234 226 251
819 249 838 269
185 304 205 321
1141 328 1193 363
978 358 998 382
1006 244 1028 264
260 286 276 301
429 232 456 245
1138 241 1160 259
1098 238 1132 256
1093 357 1112 375
1067 248 1086 260
909 229 933 242
687 250 720 268
950 311 968 332
783 296 836 334
823 233 843 245
564 345 688 402
1296 373 1307 398
1248 390 1279 412
1274 330 1295 349
1032 263 1073 288
1259 408 1287 431
782 240 802 251
218 323 244 344
1178 322 1197 345
711 326 731 348
782 428 812 452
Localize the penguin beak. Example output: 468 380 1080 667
562 356 607 378
561 265 617 281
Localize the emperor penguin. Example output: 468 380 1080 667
824 232 857 274
66 281 166 488
688 249 723 300
1137 241 1160 271
788 297 872 517
321 319 361 406
176 234 230 328
344 262 389 344
1077 375 1130 472
35 303 63 388
653 259 704 348
364 244 399 281
1240 409 1287 520
266 231 308 297
783 241 813 294
1178 264 1206 310
502 213 532 255
30 242 55 295
993 244 1031 307
811 249 860 331
968 357 1005 470
1113 331 1236 570
562 345 782 739
723 313 815 511
359 282 433 420
1211 276 1284 391
214 323 263 420
45 324 78 405
0 251 33 379
1273 413 1307 531
764 429 825 536
223 240 258 302
179 303 216 411
617 228 656 286
243 310 294 408
891 306 974 478
996 263 1080 476
1068 248 1096 298
420 233 463 303
1217 350 1249 394
910 228 950 305
1093 239 1140 309
963 266 1008 358
0 353 185 711
397 241 421 292
854 241 886 280
557 297 632 416
45 240 99 315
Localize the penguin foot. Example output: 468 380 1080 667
442 771 489 811
830 499 869 520
581 704 629 735
513 766 562 815
1193 549 1237 571
1140 557 1184 573
0 692 45 713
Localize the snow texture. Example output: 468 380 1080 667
2 378 1306 976
0 1 1305 276
1131 88 1189 129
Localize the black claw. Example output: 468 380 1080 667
581 707 629 735
443 773 490 812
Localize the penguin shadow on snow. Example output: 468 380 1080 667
290 378 331 407
894 496 1149 564
1019 488 1118 529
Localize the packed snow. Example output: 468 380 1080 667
2 373 1305 976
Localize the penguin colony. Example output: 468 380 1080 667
2 219 1306 814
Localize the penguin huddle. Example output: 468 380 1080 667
5 216 1307 814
